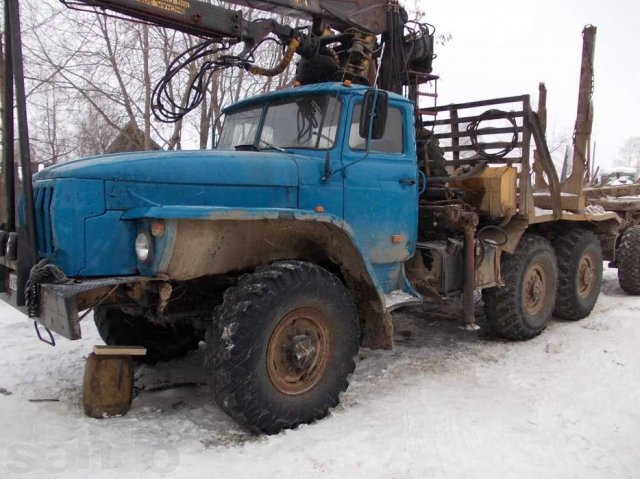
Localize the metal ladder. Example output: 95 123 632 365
405 71 439 124
405 71 440 178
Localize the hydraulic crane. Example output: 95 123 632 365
60 0 435 103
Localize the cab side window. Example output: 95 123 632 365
349 104 404 153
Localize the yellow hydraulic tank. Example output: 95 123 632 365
452 166 517 218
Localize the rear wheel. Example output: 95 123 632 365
553 228 603 320
483 235 558 340
207 261 360 434
618 226 640 295
94 308 204 364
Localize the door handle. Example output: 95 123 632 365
399 178 417 186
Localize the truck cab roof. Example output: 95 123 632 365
224 82 412 113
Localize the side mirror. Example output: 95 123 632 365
359 90 388 140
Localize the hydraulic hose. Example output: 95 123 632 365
247 37 300 77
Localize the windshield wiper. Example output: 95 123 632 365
234 144 259 152
257 140 287 153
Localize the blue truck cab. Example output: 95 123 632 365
22 82 419 342
33 82 418 295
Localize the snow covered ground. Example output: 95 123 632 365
1 266 639 478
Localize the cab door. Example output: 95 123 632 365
341 99 418 291
259 94 345 217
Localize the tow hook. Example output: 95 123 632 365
34 321 55 346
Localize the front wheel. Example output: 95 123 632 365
483 235 558 340
207 261 360 434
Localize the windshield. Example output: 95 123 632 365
217 107 262 149
217 95 342 151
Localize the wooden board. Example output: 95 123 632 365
592 198 640 212
94 345 147 357
534 192 585 212
585 184 640 199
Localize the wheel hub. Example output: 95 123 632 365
289 334 317 370
577 254 595 298
523 264 547 315
266 308 332 395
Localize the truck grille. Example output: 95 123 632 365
34 185 54 257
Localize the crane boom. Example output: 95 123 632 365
61 0 416 89
218 0 389 34
62 0 389 44
61 0 296 45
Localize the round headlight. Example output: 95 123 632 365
135 232 152 263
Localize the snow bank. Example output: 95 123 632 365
1 267 639 477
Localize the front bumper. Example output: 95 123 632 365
0 269 149 340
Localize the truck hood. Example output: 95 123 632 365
35 150 299 187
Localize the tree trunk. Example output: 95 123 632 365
0 33 6 225
142 24 151 150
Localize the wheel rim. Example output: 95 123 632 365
266 308 332 395
577 252 596 298
523 262 547 316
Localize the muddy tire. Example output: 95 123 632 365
94 308 204 364
207 261 359 434
618 226 640 295
553 228 603 320
483 235 558 340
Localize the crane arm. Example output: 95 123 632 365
61 0 390 44
60 0 297 47
218 0 389 34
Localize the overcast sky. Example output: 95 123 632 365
421 0 640 170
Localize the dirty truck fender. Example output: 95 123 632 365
122 206 395 349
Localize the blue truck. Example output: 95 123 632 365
2 1 640 434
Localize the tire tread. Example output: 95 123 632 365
483 234 557 340
618 226 640 295
206 261 359 434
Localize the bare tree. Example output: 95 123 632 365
29 83 76 165
75 99 119 157
22 1 165 151
16 0 305 161
619 136 640 170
